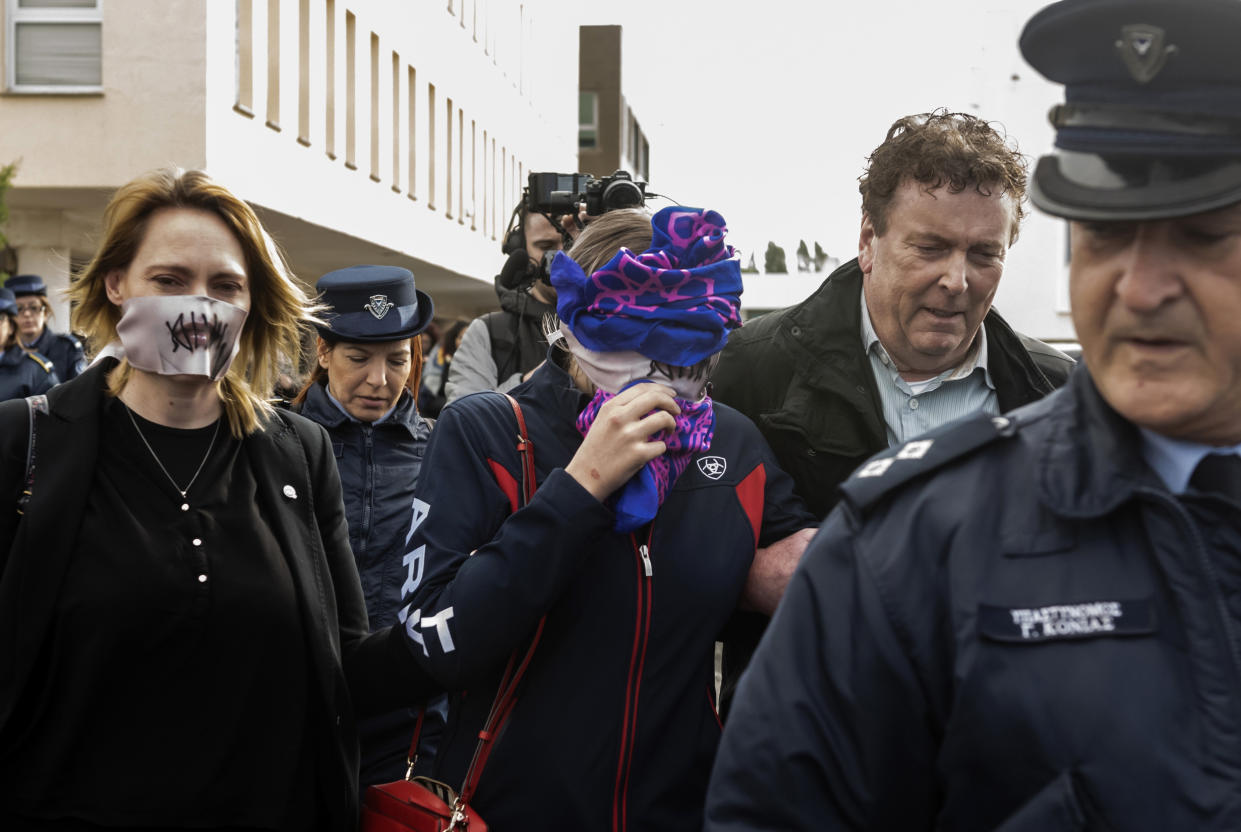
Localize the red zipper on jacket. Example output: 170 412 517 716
612 524 655 832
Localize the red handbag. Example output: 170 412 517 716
361 395 541 832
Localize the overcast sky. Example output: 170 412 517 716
578 0 1064 272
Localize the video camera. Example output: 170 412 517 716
525 169 648 217
497 169 652 290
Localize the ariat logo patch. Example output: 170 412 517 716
697 455 727 480
979 599 1156 644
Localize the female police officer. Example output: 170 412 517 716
293 264 437 789
5 274 85 381
0 286 56 401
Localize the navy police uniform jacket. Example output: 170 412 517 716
296 380 433 786
24 326 85 382
707 365 1241 831
297 381 432 628
0 346 56 401
401 354 814 831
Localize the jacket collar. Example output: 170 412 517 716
782 258 1055 411
494 274 557 321
299 379 428 439
20 326 50 354
1035 366 1163 518
522 345 593 450
45 355 115 422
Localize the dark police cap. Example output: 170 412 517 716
5 274 46 296
1022 0 1241 221
0 287 15 316
315 265 434 343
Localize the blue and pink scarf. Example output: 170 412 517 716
552 207 743 532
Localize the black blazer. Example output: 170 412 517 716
0 359 433 829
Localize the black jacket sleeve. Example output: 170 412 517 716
400 395 614 689
705 505 941 831
296 413 438 716
0 399 26 576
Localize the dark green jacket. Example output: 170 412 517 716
711 258 1075 520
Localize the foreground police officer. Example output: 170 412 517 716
706 0 1241 829
6 274 85 381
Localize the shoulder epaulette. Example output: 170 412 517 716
839 410 1019 514
24 351 53 374
63 333 83 350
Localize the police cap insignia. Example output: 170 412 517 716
1115 24 1177 84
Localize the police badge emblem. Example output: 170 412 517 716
364 294 393 320
1115 24 1178 84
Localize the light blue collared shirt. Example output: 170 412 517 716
1139 428 1241 495
860 290 999 447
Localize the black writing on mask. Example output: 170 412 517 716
166 311 231 369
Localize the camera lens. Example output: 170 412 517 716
602 179 644 211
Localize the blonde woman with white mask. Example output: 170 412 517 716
0 168 434 831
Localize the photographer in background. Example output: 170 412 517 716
445 170 647 404
444 206 570 404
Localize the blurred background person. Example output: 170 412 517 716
5 273 86 382
0 286 57 402
292 264 438 790
401 206 815 830
419 317 469 418
0 168 432 830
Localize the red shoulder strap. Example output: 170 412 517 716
457 394 542 805
402 394 543 806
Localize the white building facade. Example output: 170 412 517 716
0 0 581 324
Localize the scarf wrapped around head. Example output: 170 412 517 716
552 206 743 532
550 206 743 366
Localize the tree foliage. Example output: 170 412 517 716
764 241 787 274
796 240 811 272
814 241 829 272
741 252 759 274
0 161 17 282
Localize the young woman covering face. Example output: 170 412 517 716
398 207 817 830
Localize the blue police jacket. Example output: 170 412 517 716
24 326 85 382
401 354 815 831
0 346 57 401
707 366 1241 831
296 380 432 630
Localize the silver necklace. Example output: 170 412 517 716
123 403 222 512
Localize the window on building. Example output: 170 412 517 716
6 0 102 93
579 91 598 150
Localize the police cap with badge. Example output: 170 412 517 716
5 274 47 297
314 264 434 343
1022 0 1241 221
0 287 16 318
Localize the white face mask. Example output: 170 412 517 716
115 295 249 381
555 326 711 401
